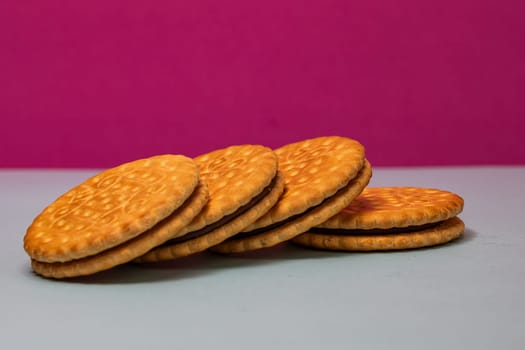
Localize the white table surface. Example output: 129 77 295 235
1 166 524 349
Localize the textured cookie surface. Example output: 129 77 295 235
293 217 465 251
136 145 280 262
244 136 365 231
184 144 278 233
31 182 209 278
317 187 464 230
212 160 372 253
136 172 285 262
24 155 199 263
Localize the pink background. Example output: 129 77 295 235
1 0 524 168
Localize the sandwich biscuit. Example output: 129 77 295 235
136 145 284 262
293 187 464 251
24 155 207 278
213 136 371 253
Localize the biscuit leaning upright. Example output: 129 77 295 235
213 136 372 254
293 187 465 251
24 155 208 278
136 145 284 263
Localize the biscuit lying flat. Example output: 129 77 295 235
213 136 372 253
24 155 208 278
136 145 284 263
292 187 464 251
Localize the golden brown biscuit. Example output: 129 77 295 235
293 217 464 251
24 155 206 278
31 182 208 278
212 136 370 253
293 187 465 251
318 187 464 229
136 145 284 262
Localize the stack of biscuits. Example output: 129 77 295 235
23 136 465 279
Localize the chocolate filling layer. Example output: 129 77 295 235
162 174 278 245
310 221 443 236
229 180 354 240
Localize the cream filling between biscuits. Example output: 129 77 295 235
309 221 444 236
225 160 371 242
160 174 279 245
228 180 355 240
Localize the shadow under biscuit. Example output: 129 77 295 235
20 254 212 285
210 242 348 261
41 245 339 284
454 227 477 244
23 229 477 285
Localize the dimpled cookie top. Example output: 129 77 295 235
245 136 365 231
317 187 464 229
24 155 199 263
185 144 277 232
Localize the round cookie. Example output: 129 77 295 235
24 154 205 278
136 145 284 262
212 136 369 253
293 187 465 251
31 182 209 278
318 187 464 229
246 136 365 231
294 217 464 251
